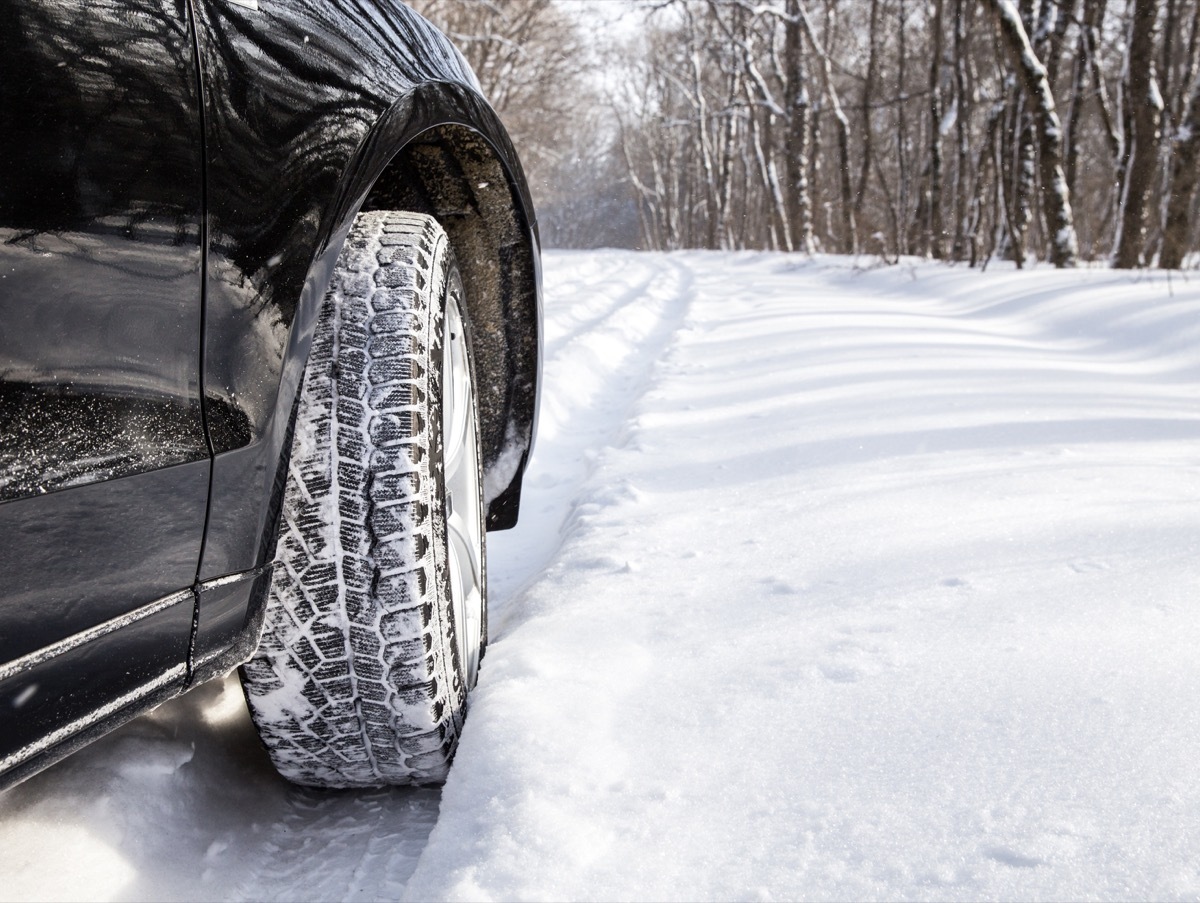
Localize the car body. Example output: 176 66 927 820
0 0 540 790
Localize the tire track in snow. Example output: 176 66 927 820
540 255 662 358
486 251 695 625
227 780 440 901
0 672 445 901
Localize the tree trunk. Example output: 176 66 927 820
689 47 720 251
784 0 815 253
952 0 973 260
1008 2 1038 263
1161 71 1200 267
986 0 1079 266
1082 0 1122 166
1114 0 1162 268
810 103 824 247
1178 2 1200 126
1042 0 1076 87
969 102 1006 266
1064 5 1089 201
855 0 881 227
928 0 946 258
897 0 910 255
795 1 857 253
743 74 788 251
717 57 741 249
763 109 791 251
1162 0 1178 116
999 85 1031 263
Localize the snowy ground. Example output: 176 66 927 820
3 250 1200 901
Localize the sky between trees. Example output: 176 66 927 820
410 0 1200 269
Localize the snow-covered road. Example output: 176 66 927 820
3 251 1200 901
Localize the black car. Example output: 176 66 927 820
0 0 540 790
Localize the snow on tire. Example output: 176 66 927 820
241 210 486 788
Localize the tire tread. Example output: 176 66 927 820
241 211 467 788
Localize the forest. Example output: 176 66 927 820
410 0 1200 269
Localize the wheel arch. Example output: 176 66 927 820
298 81 540 534
200 77 540 587
359 118 541 531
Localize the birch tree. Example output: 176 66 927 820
592 0 1200 266
986 0 1079 266
795 0 856 252
784 0 815 253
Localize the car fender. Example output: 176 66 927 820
189 0 540 668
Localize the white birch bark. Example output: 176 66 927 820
986 0 1079 266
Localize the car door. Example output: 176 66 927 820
0 0 209 772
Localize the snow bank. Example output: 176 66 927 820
408 253 1200 901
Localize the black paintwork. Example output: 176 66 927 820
193 0 541 582
0 0 540 789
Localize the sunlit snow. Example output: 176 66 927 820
3 250 1199 901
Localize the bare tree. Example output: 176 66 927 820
855 0 881 235
927 0 947 258
986 0 1079 266
794 0 856 252
1161 56 1200 267
1114 0 1163 268
582 0 1200 266
784 0 815 252
951 0 974 260
409 0 635 248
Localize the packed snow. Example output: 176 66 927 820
2 250 1199 901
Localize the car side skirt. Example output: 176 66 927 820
0 567 269 791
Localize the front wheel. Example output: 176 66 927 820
241 210 486 788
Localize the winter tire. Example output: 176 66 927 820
241 210 487 788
